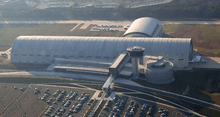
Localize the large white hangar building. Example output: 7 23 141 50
9 17 195 85
11 36 193 68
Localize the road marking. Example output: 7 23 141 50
80 23 90 29
70 23 80 32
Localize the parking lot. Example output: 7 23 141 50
99 94 193 117
0 84 28 115
0 84 96 117
0 83 197 117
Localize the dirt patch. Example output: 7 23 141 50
201 91 220 105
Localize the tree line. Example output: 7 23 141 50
0 0 219 20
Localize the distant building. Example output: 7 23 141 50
124 17 163 37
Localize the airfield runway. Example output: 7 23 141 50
0 20 219 32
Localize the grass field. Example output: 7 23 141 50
162 24 178 34
0 23 124 51
0 63 15 69
0 24 77 51
163 24 220 57
195 47 220 57
2 23 218 57
198 25 220 40
0 56 16 70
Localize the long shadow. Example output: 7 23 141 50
13 63 50 71
115 84 194 117
131 67 220 116
116 79 220 117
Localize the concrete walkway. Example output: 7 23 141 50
91 90 102 100
88 100 101 117
113 78 143 87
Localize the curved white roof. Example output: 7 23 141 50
11 36 192 67
124 17 159 37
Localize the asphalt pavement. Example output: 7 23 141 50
0 20 219 26
115 83 220 112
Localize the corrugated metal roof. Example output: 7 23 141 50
11 36 192 67
124 17 159 37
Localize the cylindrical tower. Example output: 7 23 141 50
143 55 174 84
127 46 145 79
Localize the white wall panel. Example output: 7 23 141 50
11 36 192 68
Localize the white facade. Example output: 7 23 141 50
124 17 162 37
144 56 174 84
11 36 193 68
145 60 174 84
